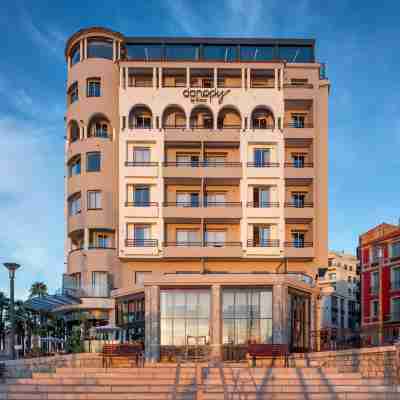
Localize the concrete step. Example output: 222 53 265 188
1 393 195 400
202 393 400 400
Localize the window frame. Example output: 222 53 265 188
68 82 79 105
86 151 101 172
87 190 102 210
86 77 101 97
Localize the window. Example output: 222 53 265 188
91 271 109 297
70 43 80 66
240 46 274 61
223 288 272 345
203 45 237 62
205 192 226 206
87 78 101 97
176 192 199 207
205 230 226 246
344 264 348 270
392 242 400 258
133 147 151 164
68 193 81 216
135 271 151 288
371 300 379 317
127 224 151 246
68 156 81 177
89 229 113 249
87 38 113 60
86 152 101 172
348 288 352 296
292 192 306 208
165 45 199 61
68 82 78 104
254 148 271 167
291 114 305 128
204 154 226 166
349 265 353 271
372 246 383 262
176 230 199 246
348 276 352 283
391 298 400 320
292 153 305 168
329 273 336 281
371 271 379 294
87 191 102 210
126 44 163 61
292 231 305 248
278 46 313 63
127 185 150 206
176 153 199 166
160 289 210 346
253 225 271 246
253 187 271 208
391 267 400 290
69 122 80 142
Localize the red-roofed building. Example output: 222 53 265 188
358 223 400 342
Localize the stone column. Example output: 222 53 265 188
211 285 222 362
272 284 289 344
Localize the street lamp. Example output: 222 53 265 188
3 263 20 360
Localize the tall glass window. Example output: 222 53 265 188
165 45 199 61
240 46 274 61
160 290 210 346
222 288 272 345
203 45 237 62
392 242 400 258
126 44 163 61
87 38 113 60
86 152 101 172
70 43 80 66
278 46 313 63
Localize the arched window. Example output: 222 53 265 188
190 106 213 129
217 106 241 129
128 105 153 129
69 120 80 143
87 114 111 138
162 105 186 129
251 107 274 129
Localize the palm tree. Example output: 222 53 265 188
29 282 48 298
0 292 9 351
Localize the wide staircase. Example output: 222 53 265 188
1 365 399 399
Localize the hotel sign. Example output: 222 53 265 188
183 88 231 105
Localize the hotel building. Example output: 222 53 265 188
359 223 400 343
63 27 329 361
318 251 360 331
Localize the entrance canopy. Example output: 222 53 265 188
25 294 79 313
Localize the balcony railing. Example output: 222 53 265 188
163 124 186 129
204 202 241 207
247 162 280 168
63 285 110 298
125 239 158 247
163 202 200 208
283 83 314 89
164 241 202 247
163 161 241 167
87 244 116 250
285 202 314 208
284 162 314 168
89 130 111 139
247 239 280 247
205 241 242 247
247 202 280 208
217 124 241 129
164 241 242 248
285 241 313 248
250 80 274 88
125 161 158 167
250 123 275 130
189 124 214 129
284 122 313 129
125 201 158 207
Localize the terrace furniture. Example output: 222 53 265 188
102 343 144 368
247 344 289 367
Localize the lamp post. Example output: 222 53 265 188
3 263 20 360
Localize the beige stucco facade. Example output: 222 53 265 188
63 28 329 358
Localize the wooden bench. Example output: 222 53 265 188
247 344 289 367
102 344 144 368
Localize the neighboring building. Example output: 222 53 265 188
358 223 400 343
63 27 329 361
318 251 360 331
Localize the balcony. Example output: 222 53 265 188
127 68 153 88
67 247 116 274
284 99 314 138
63 285 110 298
284 162 314 179
285 202 314 219
164 129 240 142
246 202 281 219
163 202 242 219
284 242 314 258
125 202 159 218
123 238 159 257
245 239 281 257
124 161 159 177
163 161 242 179
250 69 275 88
246 162 280 179
217 69 242 88
163 242 243 258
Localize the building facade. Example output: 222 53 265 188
318 251 360 331
359 223 400 343
63 27 329 361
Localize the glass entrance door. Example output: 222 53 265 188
288 291 310 352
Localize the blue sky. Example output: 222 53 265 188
0 1 399 299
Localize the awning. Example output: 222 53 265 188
25 294 80 313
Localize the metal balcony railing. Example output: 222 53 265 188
247 202 280 208
284 162 314 168
247 239 280 247
284 122 313 129
163 161 241 167
285 241 313 248
125 201 158 207
164 241 202 247
247 162 280 167
285 202 314 208
125 239 158 247
163 241 242 248
162 124 186 129
125 161 158 167
163 202 200 207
